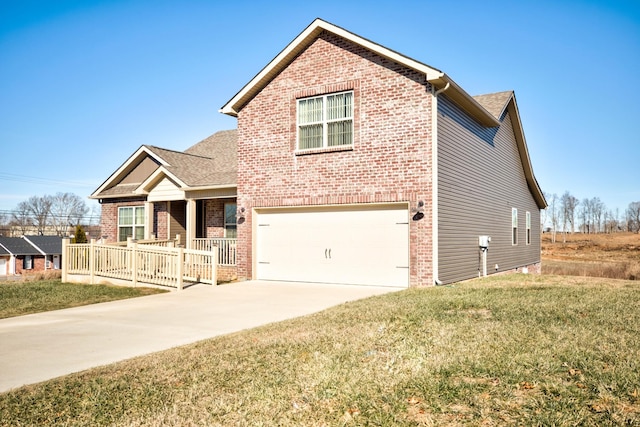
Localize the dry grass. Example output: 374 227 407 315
0 279 167 319
1 274 638 426
542 232 640 280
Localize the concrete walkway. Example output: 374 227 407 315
0 280 399 393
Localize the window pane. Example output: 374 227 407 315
134 226 145 240
327 92 353 120
328 120 353 146
225 225 237 239
119 207 133 226
299 124 323 149
512 208 518 227
135 206 145 225
298 97 323 124
224 203 237 226
119 226 132 242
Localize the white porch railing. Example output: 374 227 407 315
191 238 237 266
62 238 216 289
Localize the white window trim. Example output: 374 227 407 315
296 90 354 151
118 206 146 242
224 203 237 238
526 211 531 245
512 208 518 246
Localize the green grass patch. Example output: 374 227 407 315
1 274 639 425
0 280 167 319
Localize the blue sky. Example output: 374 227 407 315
1 0 639 221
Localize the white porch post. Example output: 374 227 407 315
145 201 154 240
186 199 196 250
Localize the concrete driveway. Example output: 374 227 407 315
0 280 399 393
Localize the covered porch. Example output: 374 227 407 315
143 194 238 282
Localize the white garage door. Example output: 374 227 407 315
0 258 6 276
256 204 409 287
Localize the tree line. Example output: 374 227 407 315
0 192 96 237
543 191 640 242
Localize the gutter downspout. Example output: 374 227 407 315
432 82 450 286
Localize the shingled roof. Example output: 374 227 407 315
473 91 514 120
0 237 41 256
91 130 237 199
23 235 62 255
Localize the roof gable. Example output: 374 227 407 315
220 18 499 127
91 130 238 200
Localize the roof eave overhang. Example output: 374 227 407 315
182 184 237 192
505 97 547 209
220 19 499 129
429 75 501 127
220 18 445 117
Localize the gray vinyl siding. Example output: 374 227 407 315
437 95 540 284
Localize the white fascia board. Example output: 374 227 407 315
429 74 501 127
90 146 170 198
506 96 547 209
135 167 186 195
220 18 444 116
182 184 237 192
21 236 46 256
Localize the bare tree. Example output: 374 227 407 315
561 191 579 241
580 197 591 233
24 195 52 235
591 197 605 233
541 192 550 233
627 201 640 233
50 192 89 236
11 201 33 235
0 211 10 236
548 193 559 243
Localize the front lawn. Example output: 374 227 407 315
1 274 638 425
0 280 167 319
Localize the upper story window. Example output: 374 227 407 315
297 91 353 150
118 206 145 242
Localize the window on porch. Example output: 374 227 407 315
118 206 145 242
224 203 237 238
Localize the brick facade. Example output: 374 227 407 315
154 202 168 240
99 198 146 242
236 31 435 287
205 199 233 238
12 255 45 275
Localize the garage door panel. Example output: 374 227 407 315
256 205 409 287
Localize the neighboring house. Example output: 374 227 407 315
22 235 63 270
0 237 45 276
92 18 546 288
